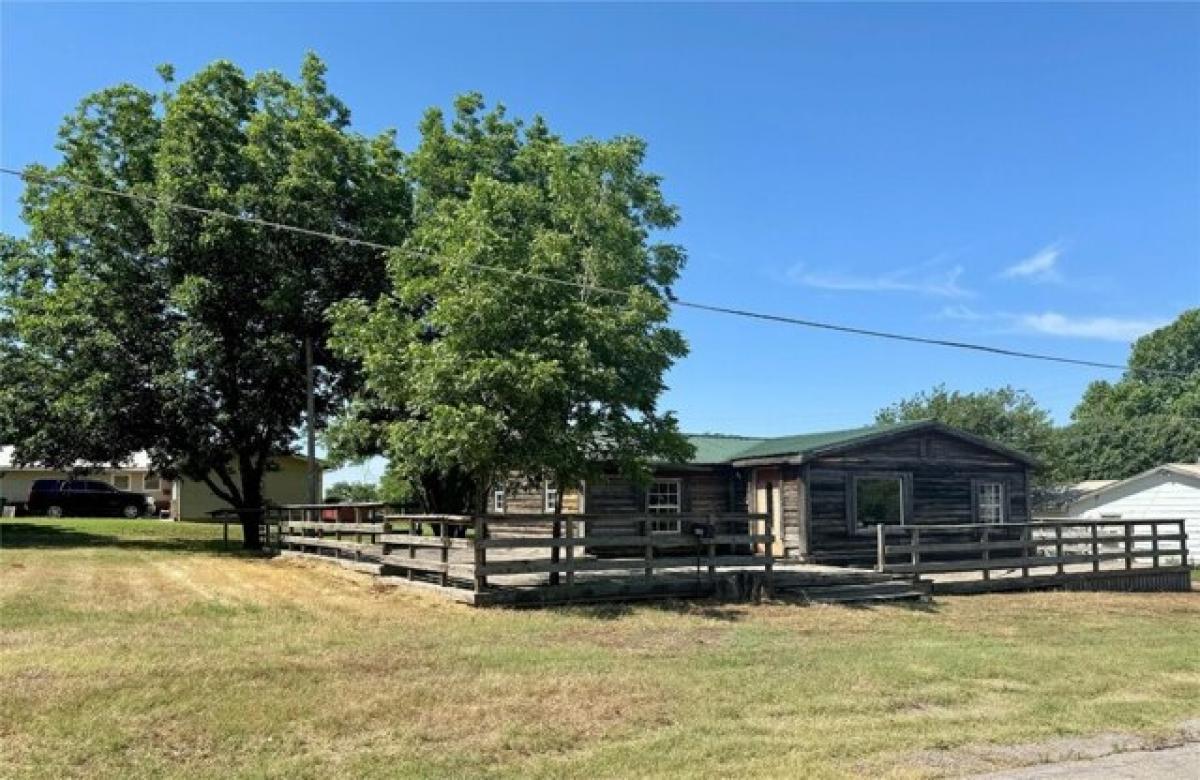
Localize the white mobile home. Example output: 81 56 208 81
1067 464 1200 565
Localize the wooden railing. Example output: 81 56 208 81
270 510 774 603
875 518 1189 589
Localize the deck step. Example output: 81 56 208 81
779 581 928 604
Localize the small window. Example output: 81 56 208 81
646 478 682 533
143 473 161 492
543 483 558 513
976 482 1005 524
493 488 505 513
855 476 905 530
112 475 132 491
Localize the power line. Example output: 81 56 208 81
2 165 1193 380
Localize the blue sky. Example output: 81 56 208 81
3 3 1198 486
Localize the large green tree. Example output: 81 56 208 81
324 481 380 503
330 95 692 512
1057 309 1200 480
0 55 409 547
874 384 1057 465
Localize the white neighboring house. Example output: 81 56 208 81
0 446 319 520
1067 463 1200 565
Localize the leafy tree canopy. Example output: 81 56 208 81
330 94 692 511
0 54 410 547
1057 309 1200 480
324 480 380 503
874 384 1057 466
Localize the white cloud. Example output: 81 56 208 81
935 304 1166 343
936 304 987 321
1001 243 1062 283
1015 312 1167 342
788 262 972 298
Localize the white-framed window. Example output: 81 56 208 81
976 481 1005 524
112 474 132 491
854 475 905 532
492 488 506 513
143 473 161 492
543 483 558 513
646 478 682 533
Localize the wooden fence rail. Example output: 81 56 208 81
266 509 775 605
875 518 1190 593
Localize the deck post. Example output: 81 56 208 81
564 517 575 591
1178 519 1188 567
439 520 449 587
981 525 991 582
643 518 654 579
1150 521 1160 569
549 516 562 587
875 523 886 572
1055 523 1065 575
1124 521 1133 570
706 514 717 578
911 527 921 584
473 516 488 593
763 515 774 596
1090 523 1100 572
1020 525 1030 579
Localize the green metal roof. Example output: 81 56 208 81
727 421 931 461
684 434 769 464
681 420 943 465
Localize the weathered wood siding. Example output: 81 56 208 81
490 484 584 515
796 430 1031 561
780 466 805 556
585 468 745 515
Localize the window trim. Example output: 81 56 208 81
492 487 506 514
971 479 1007 524
646 477 682 534
543 482 558 514
848 472 910 536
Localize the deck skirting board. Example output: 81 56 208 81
928 565 1192 595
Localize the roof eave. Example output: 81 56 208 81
1068 464 1200 508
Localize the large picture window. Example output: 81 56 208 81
854 476 905 531
646 478 682 533
976 481 1005 523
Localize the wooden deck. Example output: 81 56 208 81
267 508 928 606
266 509 1190 604
875 518 1192 595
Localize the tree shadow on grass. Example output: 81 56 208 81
554 593 940 621
555 599 752 622
0 522 258 556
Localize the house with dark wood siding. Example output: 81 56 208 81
490 420 1037 564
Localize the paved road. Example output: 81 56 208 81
973 743 1200 779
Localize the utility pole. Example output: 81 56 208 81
305 334 319 506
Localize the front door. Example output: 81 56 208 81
753 468 785 557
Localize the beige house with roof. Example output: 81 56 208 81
0 447 318 520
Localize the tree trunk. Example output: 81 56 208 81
240 506 263 551
238 456 265 551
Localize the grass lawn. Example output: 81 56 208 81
2 518 1198 779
